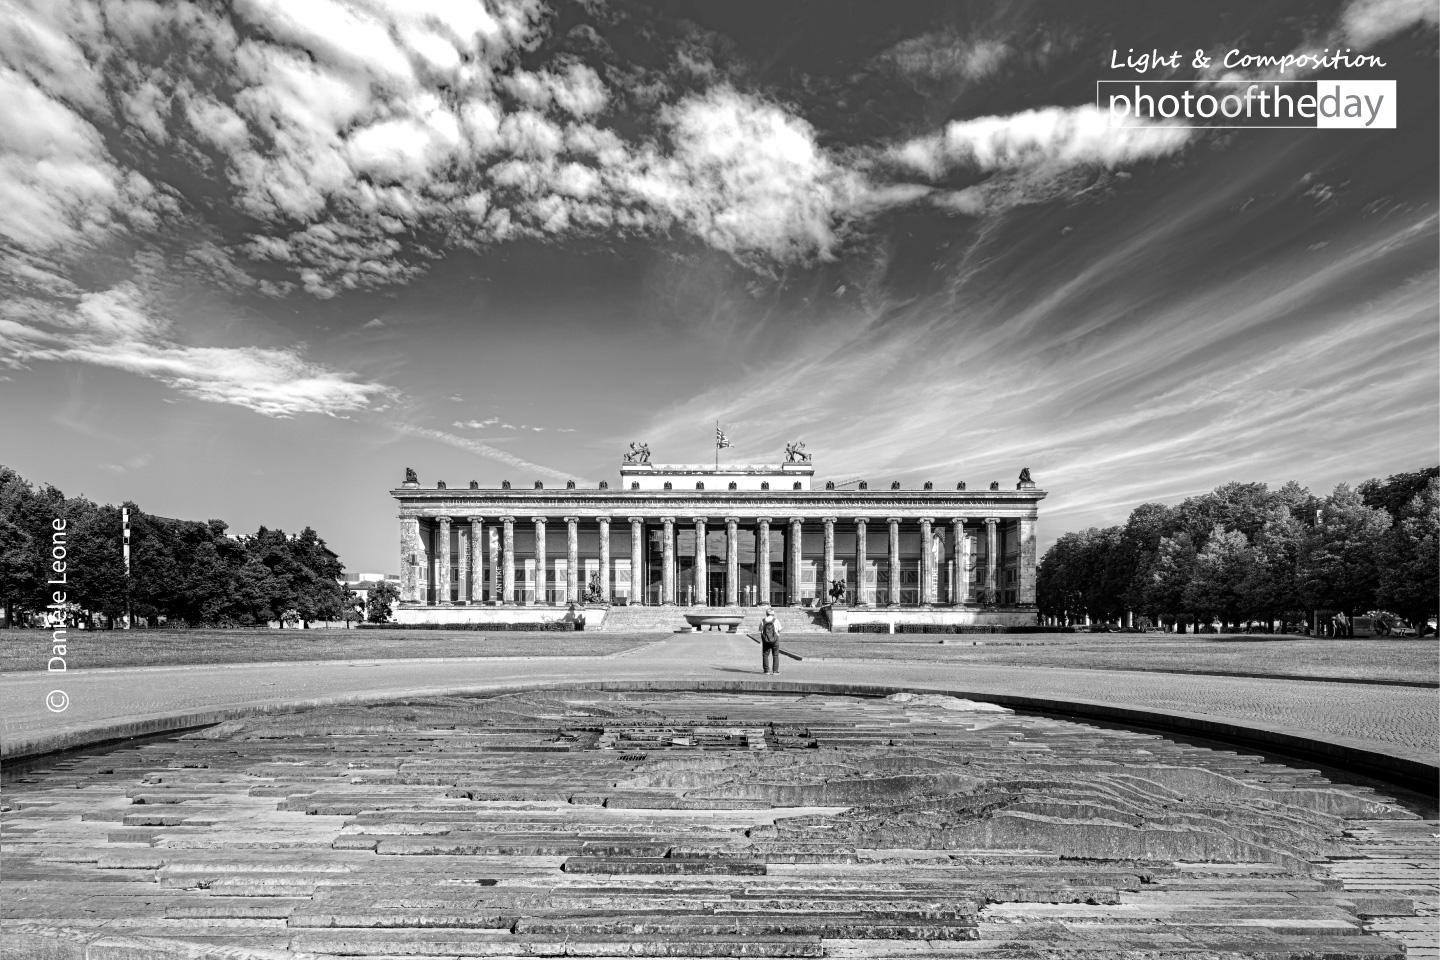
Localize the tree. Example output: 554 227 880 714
1240 510 1306 629
1299 483 1391 616
1121 502 1177 615
67 503 127 626
1359 467 1440 522
231 555 282 625
1375 477 1439 632
367 580 399 623
1140 532 1197 628
1184 525 1254 630
0 467 69 624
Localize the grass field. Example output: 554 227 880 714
783 634 1440 685
0 628 657 672
2 628 1433 685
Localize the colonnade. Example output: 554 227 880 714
401 514 1036 608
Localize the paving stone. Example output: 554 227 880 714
3 690 1435 958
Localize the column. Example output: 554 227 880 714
399 516 421 604
985 518 999 604
788 517 803 607
887 518 901 606
436 516 452 605
918 518 933 606
500 517 515 604
1018 517 1037 606
489 526 500 604
950 518 966 605
532 517 548 604
565 517 579 604
853 518 868 606
725 517 739 606
468 518 484 604
822 517 836 604
629 518 644 605
660 517 675 605
456 523 469 603
693 518 707 606
597 517 611 603
757 518 771 607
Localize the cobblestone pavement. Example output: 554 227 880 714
5 691 1433 959
3 632 1436 763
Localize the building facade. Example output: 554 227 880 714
391 455 1045 628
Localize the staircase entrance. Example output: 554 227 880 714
600 604 831 634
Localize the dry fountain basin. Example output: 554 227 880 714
2 689 1435 959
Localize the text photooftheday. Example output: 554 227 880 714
1099 80 1397 129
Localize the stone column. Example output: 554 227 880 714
853 518 868 606
500 517 515 604
918 517 933 606
565 517 579 605
985 518 999 604
597 517 611 603
399 516 421 604
788 517 803 607
951 518 966 605
725 517 739 606
489 526 500 604
468 519 484 604
629 518 644 605
887 518 902 606
1018 517 1037 605
757 518 772 607
532 517 547 605
692 518 707 606
822 517 836 604
456 523 469 603
660 517 675 605
436 516 452 605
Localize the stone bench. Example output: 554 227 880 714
684 615 744 633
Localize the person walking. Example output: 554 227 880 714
759 607 782 674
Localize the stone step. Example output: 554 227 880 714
600 606 832 634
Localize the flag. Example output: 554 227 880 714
716 427 731 448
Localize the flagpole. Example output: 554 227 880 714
715 420 719 469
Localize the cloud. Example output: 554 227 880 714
101 453 153 473
1 282 391 417
389 422 582 481
1 2 930 290
626 197 1438 552
885 106 1193 216
1340 0 1439 46
454 417 500 429
0 65 160 251
892 106 1192 180
877 32 1011 83
625 86 883 263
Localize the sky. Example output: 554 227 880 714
1 0 1436 575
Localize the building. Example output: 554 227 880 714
390 450 1045 629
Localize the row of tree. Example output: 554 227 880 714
1036 468 1438 632
0 465 376 628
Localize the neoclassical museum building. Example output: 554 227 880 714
391 448 1045 629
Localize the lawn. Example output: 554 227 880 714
0 627 659 672
782 633 1440 685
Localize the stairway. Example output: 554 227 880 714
598 604 832 634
